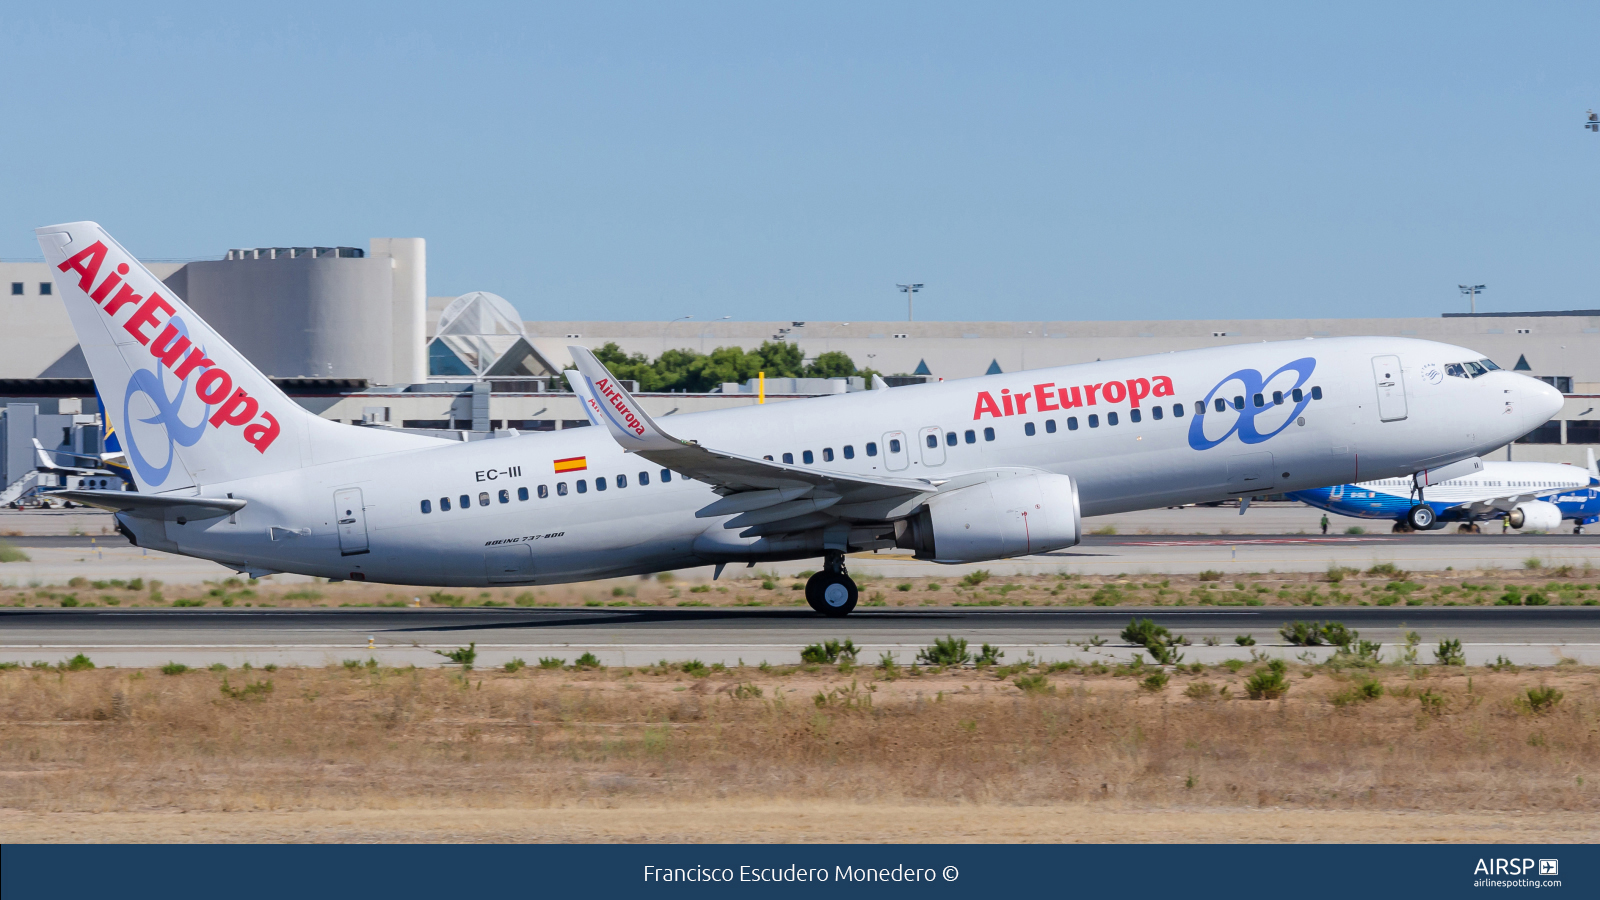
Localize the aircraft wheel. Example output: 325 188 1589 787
1406 505 1435 531
805 570 857 617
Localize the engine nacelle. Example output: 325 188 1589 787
896 473 1081 562
1507 500 1562 532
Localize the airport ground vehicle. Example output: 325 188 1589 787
38 221 1562 615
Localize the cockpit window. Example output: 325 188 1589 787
1463 361 1488 377
1479 358 1500 371
1447 360 1494 378
1445 362 1466 378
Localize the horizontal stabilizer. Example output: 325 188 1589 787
49 489 245 522
1414 456 1483 489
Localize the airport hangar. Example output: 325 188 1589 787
2 237 1598 497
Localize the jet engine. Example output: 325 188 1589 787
895 473 1081 562
1507 500 1562 532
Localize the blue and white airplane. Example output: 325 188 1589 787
1288 452 1600 533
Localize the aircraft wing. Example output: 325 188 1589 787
1454 492 1547 518
48 489 245 522
567 347 939 531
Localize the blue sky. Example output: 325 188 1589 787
3 3 1596 321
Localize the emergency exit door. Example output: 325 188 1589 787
1371 355 1408 422
334 488 369 556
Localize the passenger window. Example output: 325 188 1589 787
1024 422 1036 436
421 499 432 514
763 455 773 461
498 489 509 503
1214 398 1227 413
1046 419 1057 433
1311 386 1323 400
460 494 470 509
518 487 529 501
639 471 649 485
1253 393 1264 407
1108 412 1119 426
1088 414 1100 428
441 497 451 511
867 442 878 456
964 430 976 444
927 433 939 448
1151 406 1162 420
889 439 901 453
946 431 957 446
1232 396 1244 410
1068 417 1078 430
1272 390 1283 405
617 474 627 488
1130 409 1141 423
1292 388 1303 402
538 485 549 498
577 480 588 493
803 450 814 464
596 477 607 491
557 482 568 496
1173 403 1184 418
478 492 490 506
843 445 855 459
823 447 834 462
782 452 794 464
661 469 672 482
983 427 995 441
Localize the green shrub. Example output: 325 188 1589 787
1234 634 1256 646
1321 621 1357 650
59 596 79 607
732 682 763 699
435 642 477 669
680 659 709 676
537 656 564 669
1344 526 1365 534
1332 678 1383 706
1184 681 1216 700
63 653 94 671
172 598 205 608
1523 556 1544 570
1197 570 1223 581
160 662 189 676
925 582 941 591
1120 617 1184 664
504 657 526 673
1365 563 1406 579
0 540 30 563
1245 667 1289 700
1013 673 1054 694
572 651 601 669
1523 592 1550 606
1524 685 1564 713
1418 688 1447 715
514 592 536 607
1434 638 1465 666
219 677 274 700
1280 621 1326 646
916 635 971 667
428 591 465 607
974 643 1004 666
1140 671 1170 692
960 570 992 587
800 638 859 665
896 583 913 592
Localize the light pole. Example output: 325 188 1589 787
700 316 730 353
1459 284 1486 314
661 315 692 354
897 284 923 322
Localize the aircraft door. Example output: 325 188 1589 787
918 426 946 467
882 431 909 471
334 487 369 556
485 543 535 584
1372 355 1408 422
1226 451 1277 494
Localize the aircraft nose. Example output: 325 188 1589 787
1530 377 1564 421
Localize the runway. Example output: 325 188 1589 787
4 606 1596 668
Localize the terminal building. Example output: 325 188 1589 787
3 238 1598 498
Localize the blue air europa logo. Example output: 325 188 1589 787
1187 358 1316 451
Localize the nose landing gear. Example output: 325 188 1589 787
805 551 858 617
1405 504 1436 531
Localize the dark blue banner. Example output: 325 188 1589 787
3 844 1594 897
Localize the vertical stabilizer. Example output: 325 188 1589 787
1588 447 1597 479
36 221 433 493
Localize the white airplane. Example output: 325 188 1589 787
39 221 1563 616
1290 454 1600 533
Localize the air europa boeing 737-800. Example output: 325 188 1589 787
38 221 1563 616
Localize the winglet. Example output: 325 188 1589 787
567 345 683 453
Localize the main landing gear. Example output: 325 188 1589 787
1405 504 1436 531
805 551 858 617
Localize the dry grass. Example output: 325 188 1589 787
8 565 1600 611
1 660 1596 841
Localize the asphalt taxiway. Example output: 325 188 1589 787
3 605 1595 668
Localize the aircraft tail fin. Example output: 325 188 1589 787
1588 447 1597 479
36 221 433 493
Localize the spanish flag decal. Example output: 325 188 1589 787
553 456 587 473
